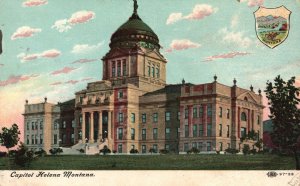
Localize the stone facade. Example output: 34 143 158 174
23 98 60 153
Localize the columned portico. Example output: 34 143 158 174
89 112 94 143
98 111 103 142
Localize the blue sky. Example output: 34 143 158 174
0 0 300 134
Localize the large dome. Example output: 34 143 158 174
109 11 160 50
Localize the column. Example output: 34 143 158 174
180 106 184 138
251 110 254 131
121 60 123 76
238 107 241 138
188 105 193 137
82 112 86 143
203 104 207 136
98 111 103 142
108 111 112 140
89 112 94 143
247 109 251 133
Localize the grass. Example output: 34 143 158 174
0 154 296 170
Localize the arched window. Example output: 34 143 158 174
244 97 248 101
241 112 247 121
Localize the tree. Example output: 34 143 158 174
265 75 300 169
14 143 34 168
99 145 111 155
255 139 263 152
0 124 20 153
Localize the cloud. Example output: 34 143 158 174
11 26 41 40
231 15 239 29
51 67 77 75
71 42 103 54
52 10 95 32
203 51 251 62
17 49 61 62
81 77 94 81
166 13 183 25
65 80 79 85
166 39 201 52
72 58 97 64
166 4 217 25
0 74 38 87
219 28 252 48
0 64 4 67
22 0 48 7
247 0 264 7
50 81 62 86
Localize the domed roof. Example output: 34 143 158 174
109 2 160 50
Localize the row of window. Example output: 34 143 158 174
188 104 212 119
26 121 43 131
185 124 212 137
184 141 230 152
26 134 43 145
218 107 230 119
147 66 160 78
111 59 126 77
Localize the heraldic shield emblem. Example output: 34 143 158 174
254 6 291 48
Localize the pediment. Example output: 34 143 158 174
144 49 167 62
103 48 129 59
237 91 259 104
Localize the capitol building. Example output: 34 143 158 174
23 2 264 154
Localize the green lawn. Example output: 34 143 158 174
0 154 296 170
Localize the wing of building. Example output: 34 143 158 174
23 2 264 154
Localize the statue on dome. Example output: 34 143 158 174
133 0 138 14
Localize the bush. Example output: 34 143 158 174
130 149 139 154
8 150 17 157
0 151 7 157
35 149 46 157
159 149 169 154
79 149 85 153
49 148 63 155
100 145 111 155
113 150 117 154
250 149 257 155
149 148 156 154
242 144 250 155
187 147 200 154
225 148 239 154
14 143 34 167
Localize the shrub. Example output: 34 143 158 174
79 149 85 153
35 149 46 157
113 150 117 154
190 147 200 154
225 148 239 154
100 145 111 155
49 148 63 155
250 149 257 155
0 151 7 157
159 149 169 154
130 149 139 154
14 143 34 167
8 150 17 157
242 144 250 155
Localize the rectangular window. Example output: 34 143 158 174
142 145 146 153
35 122 38 130
40 134 43 144
199 106 203 118
118 113 123 123
35 135 38 144
165 112 171 121
117 60 121 77
219 107 222 117
177 111 180 121
219 124 222 137
153 113 158 123
193 125 197 137
184 143 189 152
147 66 151 76
207 124 212 137
207 104 212 117
118 90 123 99
118 144 122 153
257 130 260 140
192 142 197 148
198 142 203 151
118 128 123 140
112 61 115 77
257 115 260 124
227 109 230 119
153 144 158 153
207 142 211 151
165 144 170 151
156 68 160 78
185 125 189 137
54 134 57 144
26 135 29 145
184 108 189 119
72 120 75 128
63 121 66 128
153 128 158 140
131 128 135 140
227 143 230 149
131 113 135 123
79 115 82 126
199 124 203 137
193 107 197 118
122 59 126 76
142 114 146 123
62 134 66 144
165 128 170 139
152 66 155 77
227 125 230 138
32 122 34 130
31 135 34 144
27 122 29 130
142 129 146 140
219 142 223 151
241 127 246 138
54 122 58 130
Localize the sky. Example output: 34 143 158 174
0 0 300 144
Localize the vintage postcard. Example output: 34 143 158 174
0 0 299 185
